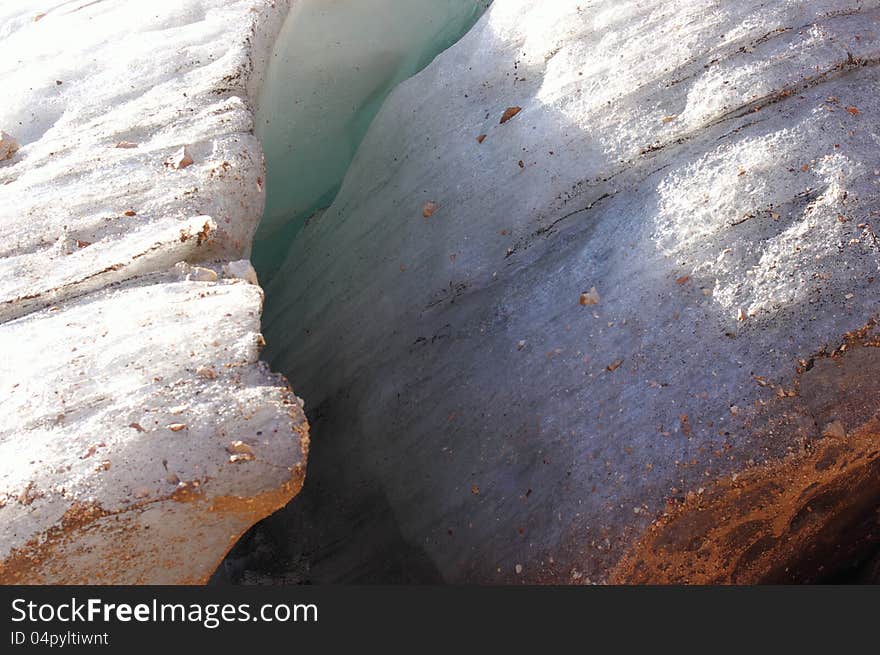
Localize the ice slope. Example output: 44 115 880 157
252 0 491 281
255 0 880 583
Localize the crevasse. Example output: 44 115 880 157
225 0 880 584
251 0 491 282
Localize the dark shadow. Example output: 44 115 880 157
211 390 444 584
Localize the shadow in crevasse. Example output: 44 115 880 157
211 385 444 585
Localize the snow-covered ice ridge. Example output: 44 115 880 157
0 1 309 583
258 0 880 583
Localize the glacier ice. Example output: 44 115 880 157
252 0 491 281
3 0 876 585
243 0 880 584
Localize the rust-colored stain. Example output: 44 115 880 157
0 501 115 584
611 319 880 584
610 417 880 583
0 466 307 585
201 463 308 584
0 403 310 585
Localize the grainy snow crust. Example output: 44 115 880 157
0 0 308 584
261 0 880 583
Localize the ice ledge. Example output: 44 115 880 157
0 0 307 583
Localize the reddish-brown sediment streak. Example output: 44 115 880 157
612 320 880 584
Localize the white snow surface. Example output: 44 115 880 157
0 0 307 583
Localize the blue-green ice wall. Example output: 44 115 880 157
252 0 490 282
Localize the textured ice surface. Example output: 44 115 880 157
0 1 308 583
252 0 490 280
256 0 880 583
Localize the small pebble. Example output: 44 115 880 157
165 146 193 170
